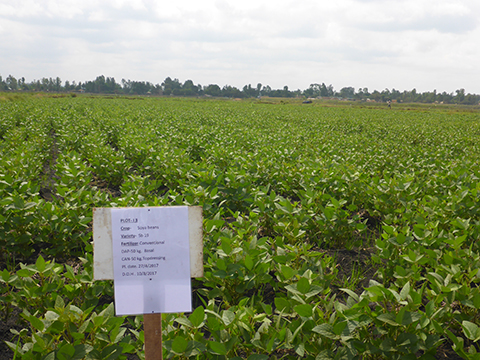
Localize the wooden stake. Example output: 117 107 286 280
144 313 163 360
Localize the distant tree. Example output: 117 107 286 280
205 84 222 97
6 75 18 90
222 85 243 98
121 79 131 93
261 85 272 97
197 84 204 96
401 89 418 103
162 77 182 95
130 80 151 95
31 79 40 91
379 88 391 102
463 93 479 105
317 83 327 97
242 84 257 98
18 77 26 90
283 85 294 97
304 83 321 98
72 81 80 91
39 78 47 91
439 92 454 104
105 77 118 93
420 90 436 103
339 87 355 99
267 86 293 98
182 79 199 96
153 84 162 95
454 89 465 104
256 83 262 96
371 90 381 102
2 74 478 104
303 88 313 98
356 87 370 100
411 88 418 102
327 84 335 97
84 80 95 93
0 75 7 90
48 77 57 92
55 77 62 92
93 75 105 93
391 88 401 101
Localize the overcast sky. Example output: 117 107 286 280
1 0 479 94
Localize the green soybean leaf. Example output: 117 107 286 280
244 254 254 270
294 304 313 317
280 265 295 280
44 352 55 360
419 315 430 329
312 323 337 339
1 269 9 282
396 307 406 325
221 239 232 255
189 306 205 328
45 311 60 321
454 218 470 231
17 268 33 278
175 317 192 328
340 288 359 302
295 343 305 357
216 258 226 271
316 350 335 360
55 295 65 310
59 344 75 358
29 315 44 332
297 277 310 294
379 338 395 352
222 309 235 326
208 341 227 355
102 303 115 319
36 255 46 273
207 316 221 331
473 293 480 309
5 341 25 355
400 281 410 301
101 345 123 360
274 297 290 312
247 355 268 360
73 344 93 360
401 312 422 326
112 328 126 344
333 321 347 336
172 336 188 354
462 321 480 341
377 313 400 326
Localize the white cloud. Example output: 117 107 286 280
0 0 479 93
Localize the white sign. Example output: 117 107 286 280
111 207 192 315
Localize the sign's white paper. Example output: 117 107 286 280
111 207 191 315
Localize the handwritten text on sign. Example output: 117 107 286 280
111 207 191 315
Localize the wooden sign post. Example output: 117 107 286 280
92 206 203 360
144 313 163 360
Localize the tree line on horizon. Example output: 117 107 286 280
1 74 479 105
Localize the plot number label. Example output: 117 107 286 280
111 207 191 315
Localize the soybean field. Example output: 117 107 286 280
1 96 480 359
